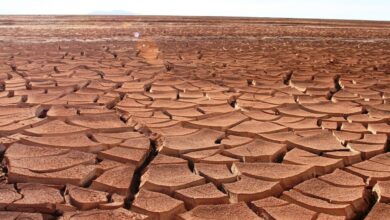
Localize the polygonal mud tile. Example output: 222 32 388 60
177 202 262 220
347 142 386 160
236 100 278 111
98 193 125 210
60 208 148 220
90 165 136 195
301 102 362 116
181 149 221 163
373 180 390 203
332 130 362 144
7 183 64 214
24 120 89 136
231 162 315 189
316 213 346 220
5 143 69 159
283 148 344 175
6 149 96 173
282 190 353 219
223 175 283 203
282 178 369 219
351 133 387 145
184 111 248 131
0 184 22 210
98 147 149 168
158 128 224 156
66 184 109 210
258 131 299 144
166 108 204 119
273 116 304 125
69 114 128 131
194 163 237 187
151 124 198 136
341 122 368 134
150 100 197 110
220 135 252 149
174 183 229 209
141 164 205 195
228 120 288 137
275 118 319 131
150 154 188 166
344 153 390 186
367 123 390 134
131 189 186 220
243 110 280 121
318 169 365 188
197 104 235 115
0 211 46 220
8 164 97 186
222 139 287 162
0 117 46 135
46 105 77 118
287 130 347 154
250 196 317 220
347 114 384 125
321 121 338 130
364 203 390 220
21 133 104 152
120 137 151 150
93 131 144 140
95 159 124 175
277 105 328 118
322 150 362 166
197 153 239 166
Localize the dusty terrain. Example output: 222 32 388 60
0 16 390 219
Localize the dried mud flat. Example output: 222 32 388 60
0 16 390 220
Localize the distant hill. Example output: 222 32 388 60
88 10 135 15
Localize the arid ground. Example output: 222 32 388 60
0 16 390 219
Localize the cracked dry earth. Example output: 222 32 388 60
0 16 390 220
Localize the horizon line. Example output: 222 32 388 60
0 14 389 22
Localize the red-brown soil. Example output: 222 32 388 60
0 15 390 219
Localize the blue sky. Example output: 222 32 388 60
0 0 389 21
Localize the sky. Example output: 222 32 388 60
0 0 389 21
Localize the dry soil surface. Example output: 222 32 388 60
0 16 390 220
